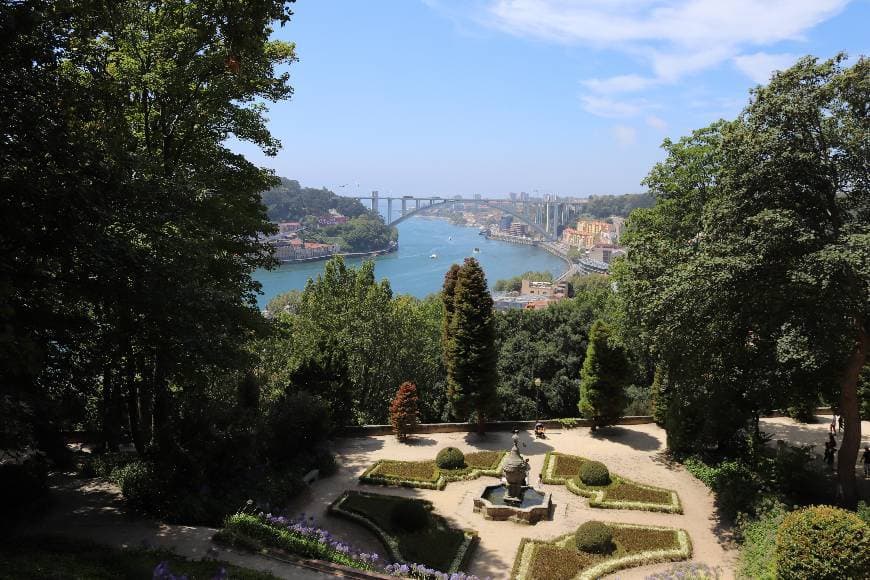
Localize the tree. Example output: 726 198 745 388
390 382 420 441
615 55 869 504
579 320 628 429
443 258 499 433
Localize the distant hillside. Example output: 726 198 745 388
261 178 367 221
581 193 654 218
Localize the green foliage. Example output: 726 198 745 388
579 320 628 428
112 460 164 513
857 502 870 527
774 506 870 580
0 456 49 529
390 500 430 532
614 55 869 504
737 502 786 580
261 178 366 222
575 521 614 554
435 447 466 470
580 194 655 219
579 461 611 486
262 391 334 465
493 271 554 292
333 491 471 572
306 212 397 252
0 536 276 580
684 457 760 519
443 258 499 428
558 418 578 429
264 290 303 318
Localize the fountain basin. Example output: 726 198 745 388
473 484 552 525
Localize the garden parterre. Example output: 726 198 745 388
359 450 507 490
541 452 682 513
510 523 692 580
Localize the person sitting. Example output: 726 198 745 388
534 421 546 438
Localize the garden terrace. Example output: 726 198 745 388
541 452 682 513
359 450 506 490
329 490 477 572
510 524 691 580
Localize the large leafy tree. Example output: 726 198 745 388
616 55 868 505
1 0 296 457
443 258 498 433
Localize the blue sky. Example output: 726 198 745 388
231 0 869 198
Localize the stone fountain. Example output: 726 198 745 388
472 430 552 525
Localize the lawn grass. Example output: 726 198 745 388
511 524 691 580
330 490 476 573
360 450 506 490
0 536 275 580
541 452 682 513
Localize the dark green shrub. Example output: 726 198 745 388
774 506 870 580
435 447 465 470
857 501 870 527
83 452 137 478
575 521 614 554
684 457 760 520
0 456 49 528
314 448 337 477
737 500 786 579
579 460 610 486
113 460 164 512
390 500 430 532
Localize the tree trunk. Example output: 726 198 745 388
101 366 120 452
151 348 170 451
837 324 866 508
124 350 144 455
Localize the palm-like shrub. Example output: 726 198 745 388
575 521 614 554
435 447 465 470
774 505 870 580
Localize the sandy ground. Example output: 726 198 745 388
289 415 870 580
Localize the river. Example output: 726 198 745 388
254 217 567 307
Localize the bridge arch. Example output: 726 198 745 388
387 199 553 240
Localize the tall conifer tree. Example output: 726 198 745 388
579 320 628 429
443 258 498 433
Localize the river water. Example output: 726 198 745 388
254 217 567 307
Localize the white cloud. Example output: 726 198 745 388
582 74 657 94
580 96 644 118
733 52 799 84
645 115 668 130
481 0 848 115
612 124 638 146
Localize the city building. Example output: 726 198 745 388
588 244 625 264
520 279 569 298
508 223 528 237
561 219 613 249
499 215 513 231
277 221 302 233
273 239 339 262
317 210 349 226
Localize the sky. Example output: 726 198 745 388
230 0 869 198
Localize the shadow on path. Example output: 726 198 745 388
591 426 662 452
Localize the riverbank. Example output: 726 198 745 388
277 242 397 265
484 231 573 279
255 218 567 307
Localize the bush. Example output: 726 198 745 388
574 521 614 554
774 506 870 580
435 447 465 470
389 500 430 532
390 382 420 441
113 460 164 512
683 457 759 520
579 460 610 486
0 456 49 529
737 500 786 580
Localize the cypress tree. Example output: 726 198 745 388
445 258 498 433
579 320 628 430
390 381 420 441
441 264 461 373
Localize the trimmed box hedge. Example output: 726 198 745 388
510 523 692 580
359 450 506 490
329 490 478 573
540 452 682 513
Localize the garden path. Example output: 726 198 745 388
20 473 332 579
292 416 870 580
